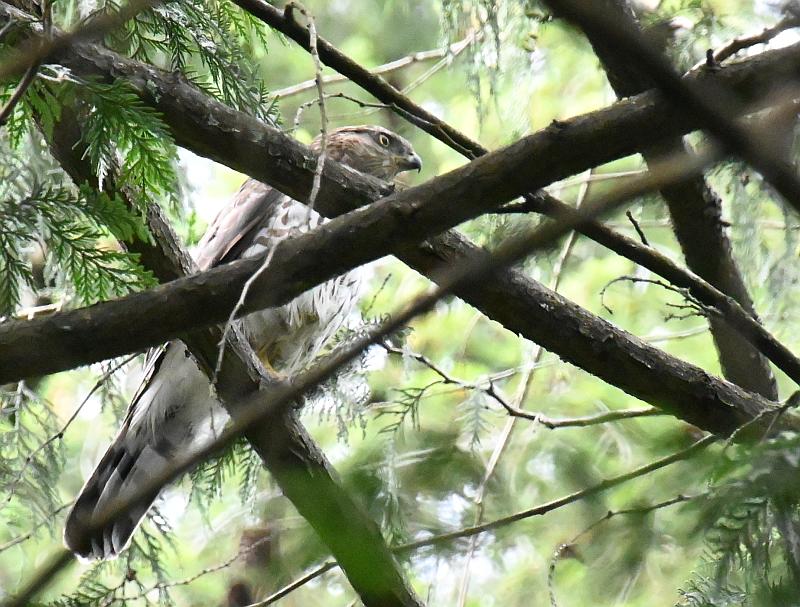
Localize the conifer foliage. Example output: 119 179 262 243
4 0 800 605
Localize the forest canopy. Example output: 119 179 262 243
2 0 800 606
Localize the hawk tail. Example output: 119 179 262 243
64 429 170 560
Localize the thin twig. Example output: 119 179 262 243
243 561 337 607
292 92 388 133
0 60 39 126
111 535 274 603
383 345 660 427
625 210 649 246
214 5 328 385
245 443 711 606
714 16 800 64
288 2 328 214
547 493 701 607
599 275 707 318
272 33 475 99
213 246 277 386
395 435 716 553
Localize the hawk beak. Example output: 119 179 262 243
401 153 422 173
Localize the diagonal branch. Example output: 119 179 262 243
3 157 737 607
272 33 475 99
0 141 794 440
395 435 717 551
238 0 786 399
543 0 800 216
2 17 800 437
34 0 794 398
565 0 778 399
231 0 484 159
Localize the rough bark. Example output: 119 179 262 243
0 151 795 437
3 5 800 440
574 0 777 399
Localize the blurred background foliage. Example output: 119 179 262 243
2 0 800 605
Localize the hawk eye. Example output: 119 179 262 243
378 133 390 147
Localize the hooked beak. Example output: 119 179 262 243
400 152 422 173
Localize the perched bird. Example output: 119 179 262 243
64 125 422 560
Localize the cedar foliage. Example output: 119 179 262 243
2 0 800 605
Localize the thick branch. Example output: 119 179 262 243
0 146 794 438
569 0 778 398
4 9 800 436
543 0 800 215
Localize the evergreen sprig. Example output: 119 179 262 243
98 0 277 123
0 156 154 317
76 78 181 212
680 432 800 605
0 386 64 524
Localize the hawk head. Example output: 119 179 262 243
311 125 422 181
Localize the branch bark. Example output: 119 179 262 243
565 0 778 399
0 130 793 438
3 6 800 438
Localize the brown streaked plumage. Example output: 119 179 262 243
312 125 421 180
64 126 421 560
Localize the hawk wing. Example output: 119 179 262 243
64 180 297 559
194 179 289 271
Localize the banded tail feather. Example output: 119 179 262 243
63 430 169 559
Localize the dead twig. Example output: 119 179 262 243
548 493 702 607
273 33 475 99
714 16 800 64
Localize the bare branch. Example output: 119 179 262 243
544 0 800 216
273 33 475 99
231 0 484 158
244 562 337 607
548 493 701 607
714 16 800 64
395 436 716 553
563 0 779 399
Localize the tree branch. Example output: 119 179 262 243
543 0 800 216
714 15 800 65
2 16 800 438
30 5 800 393
223 0 796 399
394 435 716 551
568 0 778 399
272 33 475 99
1 139 794 443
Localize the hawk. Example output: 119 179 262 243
64 125 422 560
